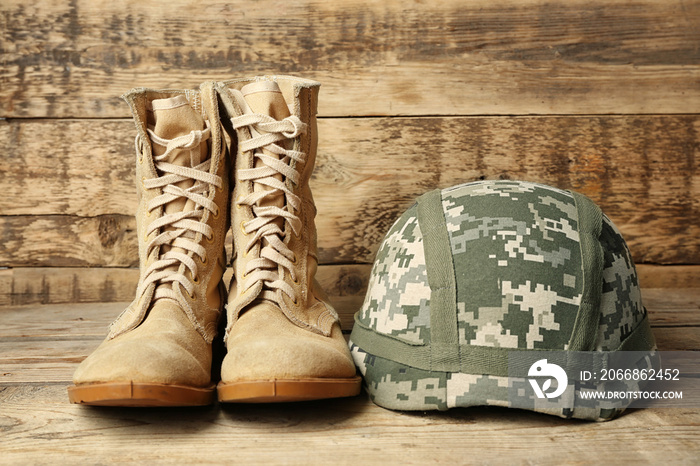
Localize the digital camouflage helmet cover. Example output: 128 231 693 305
349 180 657 421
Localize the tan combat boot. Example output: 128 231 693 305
68 82 229 406
214 76 361 402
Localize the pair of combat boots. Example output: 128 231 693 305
68 76 361 406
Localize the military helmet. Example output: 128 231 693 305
349 180 657 421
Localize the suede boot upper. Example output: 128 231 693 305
73 83 229 389
215 76 356 382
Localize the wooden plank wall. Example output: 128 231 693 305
1 0 699 310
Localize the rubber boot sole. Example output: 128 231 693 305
217 376 362 403
67 382 216 407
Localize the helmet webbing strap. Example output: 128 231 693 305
415 188 461 372
567 190 604 351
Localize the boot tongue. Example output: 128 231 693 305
147 95 209 295
241 81 291 225
149 95 208 215
150 95 208 168
241 80 291 121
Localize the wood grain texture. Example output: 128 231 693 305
0 264 368 329
643 287 700 312
2 0 700 118
2 115 699 266
0 286 695 343
0 301 123 339
1 385 698 464
0 262 697 318
0 267 138 306
0 215 137 267
652 327 700 351
638 265 700 289
314 116 700 265
1 0 699 460
1 290 699 463
2 327 696 383
0 119 135 217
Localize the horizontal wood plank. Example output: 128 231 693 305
0 314 698 382
0 287 696 342
314 116 700 265
651 327 700 352
1 291 697 461
2 116 699 266
1 261 697 315
0 267 139 306
637 265 700 289
0 265 368 330
0 119 136 217
1 385 698 464
2 0 700 118
0 301 125 340
0 264 369 307
642 287 700 312
3 325 697 384
0 215 138 268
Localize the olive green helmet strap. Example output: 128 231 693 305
416 189 461 372
566 191 604 351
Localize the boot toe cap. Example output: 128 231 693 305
74 337 211 387
73 303 213 387
221 334 357 381
221 304 357 382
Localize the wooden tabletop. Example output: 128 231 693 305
1 0 699 462
1 289 698 464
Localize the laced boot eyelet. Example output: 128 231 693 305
292 275 300 285
211 208 220 220
240 221 248 235
200 254 208 265
192 275 200 284
291 254 298 265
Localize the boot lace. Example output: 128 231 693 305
231 112 308 304
134 127 223 313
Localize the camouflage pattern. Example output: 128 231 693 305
350 180 656 421
597 215 646 351
442 181 583 350
358 180 586 350
357 204 432 345
349 342 657 421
